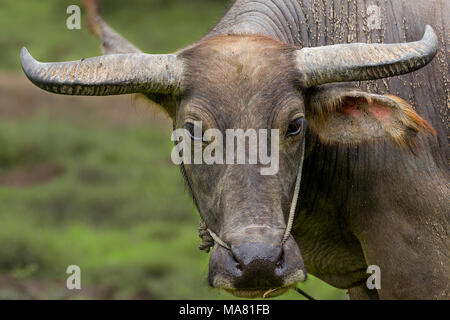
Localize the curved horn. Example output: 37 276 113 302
297 25 438 87
20 47 184 95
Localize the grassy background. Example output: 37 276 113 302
0 0 348 299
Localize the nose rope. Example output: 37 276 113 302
197 137 311 299
198 136 306 252
206 226 231 250
281 137 305 245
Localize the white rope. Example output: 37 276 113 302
206 228 231 250
281 137 306 245
203 137 306 250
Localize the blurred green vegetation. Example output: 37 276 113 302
0 0 228 70
0 0 348 299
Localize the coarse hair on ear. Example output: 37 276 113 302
305 84 436 155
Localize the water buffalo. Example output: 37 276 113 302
20 0 449 299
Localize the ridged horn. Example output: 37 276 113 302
296 25 438 87
20 47 184 95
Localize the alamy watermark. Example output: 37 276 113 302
171 121 280 176
367 5 382 30
66 265 81 290
66 5 81 30
367 265 381 290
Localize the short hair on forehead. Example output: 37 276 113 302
178 34 302 113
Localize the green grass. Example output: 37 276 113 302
0 0 228 70
0 0 348 299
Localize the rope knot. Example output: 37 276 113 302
198 220 215 253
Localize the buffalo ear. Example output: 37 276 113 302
305 85 436 153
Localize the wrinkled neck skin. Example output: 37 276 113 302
205 0 450 299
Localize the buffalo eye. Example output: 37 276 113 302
286 117 304 137
184 122 204 141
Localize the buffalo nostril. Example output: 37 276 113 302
231 243 284 272
208 237 306 291
230 242 285 289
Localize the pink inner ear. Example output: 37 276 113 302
369 103 392 121
341 101 361 117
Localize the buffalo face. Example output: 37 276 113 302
178 36 308 297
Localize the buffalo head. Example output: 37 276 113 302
20 8 437 298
